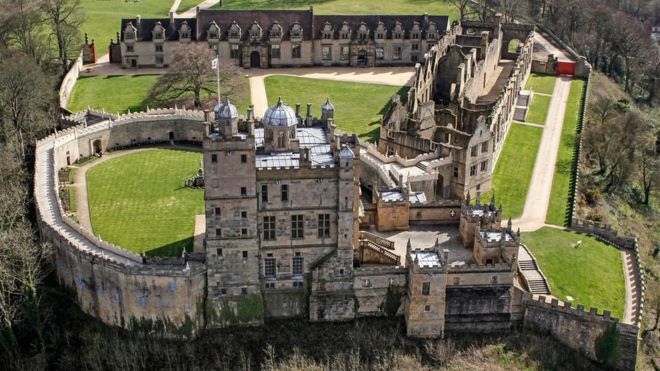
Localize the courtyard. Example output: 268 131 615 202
85 148 204 256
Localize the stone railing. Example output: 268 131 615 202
359 231 395 250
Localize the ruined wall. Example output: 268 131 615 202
523 295 638 370
409 203 461 225
35 111 208 338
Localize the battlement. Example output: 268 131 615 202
524 294 619 322
448 261 513 272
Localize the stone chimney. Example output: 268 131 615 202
305 103 313 127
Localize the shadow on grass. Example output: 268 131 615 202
146 237 194 257
215 0 331 9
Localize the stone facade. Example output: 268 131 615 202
378 18 534 199
118 9 449 68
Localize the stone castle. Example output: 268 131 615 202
34 13 639 370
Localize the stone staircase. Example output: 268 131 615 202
415 161 428 172
356 231 400 266
518 245 551 295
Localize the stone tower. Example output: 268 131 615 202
404 245 448 338
204 99 262 327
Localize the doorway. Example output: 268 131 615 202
92 139 102 155
250 51 261 68
357 49 367 67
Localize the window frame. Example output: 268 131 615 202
291 215 304 239
263 216 276 241
318 214 331 238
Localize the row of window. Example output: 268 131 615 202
469 160 489 176
470 140 491 157
264 253 304 278
263 214 331 240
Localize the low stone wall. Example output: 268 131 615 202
522 294 638 370
59 50 84 109
35 111 208 338
409 202 462 226
535 24 592 78
566 73 591 227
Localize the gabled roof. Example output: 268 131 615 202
120 18 197 42
313 14 449 38
197 9 314 41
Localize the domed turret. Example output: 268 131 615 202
214 99 238 120
263 97 297 127
321 97 335 125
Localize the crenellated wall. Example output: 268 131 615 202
522 295 639 370
35 109 208 338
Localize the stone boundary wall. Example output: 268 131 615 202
535 24 592 78
566 73 591 227
34 111 208 338
570 218 645 326
522 294 638 370
59 50 84 109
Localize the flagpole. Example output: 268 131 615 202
216 52 220 103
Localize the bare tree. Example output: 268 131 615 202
41 0 83 74
0 54 55 157
499 0 529 22
148 43 247 108
449 0 473 20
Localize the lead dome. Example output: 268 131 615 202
262 97 297 127
214 99 238 120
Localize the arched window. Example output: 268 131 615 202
277 132 285 148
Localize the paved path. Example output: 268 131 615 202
175 0 217 18
512 76 572 232
621 249 642 324
248 67 415 117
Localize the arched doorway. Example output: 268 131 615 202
507 39 521 54
357 49 367 67
250 51 261 68
92 139 102 155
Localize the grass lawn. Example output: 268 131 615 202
68 74 251 114
68 187 78 213
522 227 625 318
526 94 551 124
86 149 204 256
212 0 458 19
481 123 543 218
178 0 202 12
525 74 556 95
80 0 173 52
67 75 159 113
545 79 586 226
264 76 408 142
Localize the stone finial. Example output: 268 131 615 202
476 192 481 206
435 238 439 247
507 217 512 230
490 193 496 207
465 191 471 205
516 228 520 237
406 238 412 251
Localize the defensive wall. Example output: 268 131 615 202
35 109 209 338
522 294 638 370
59 51 84 109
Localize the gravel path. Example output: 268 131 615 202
248 67 415 117
512 76 572 232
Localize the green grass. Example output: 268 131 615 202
212 0 458 19
67 75 159 113
68 187 78 213
264 76 407 142
525 74 557 95
80 0 173 51
86 149 204 256
481 123 543 218
177 0 202 12
526 94 551 124
507 39 520 53
522 227 625 319
546 79 586 226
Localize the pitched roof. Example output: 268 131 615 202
197 9 314 41
314 14 449 38
120 18 197 42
